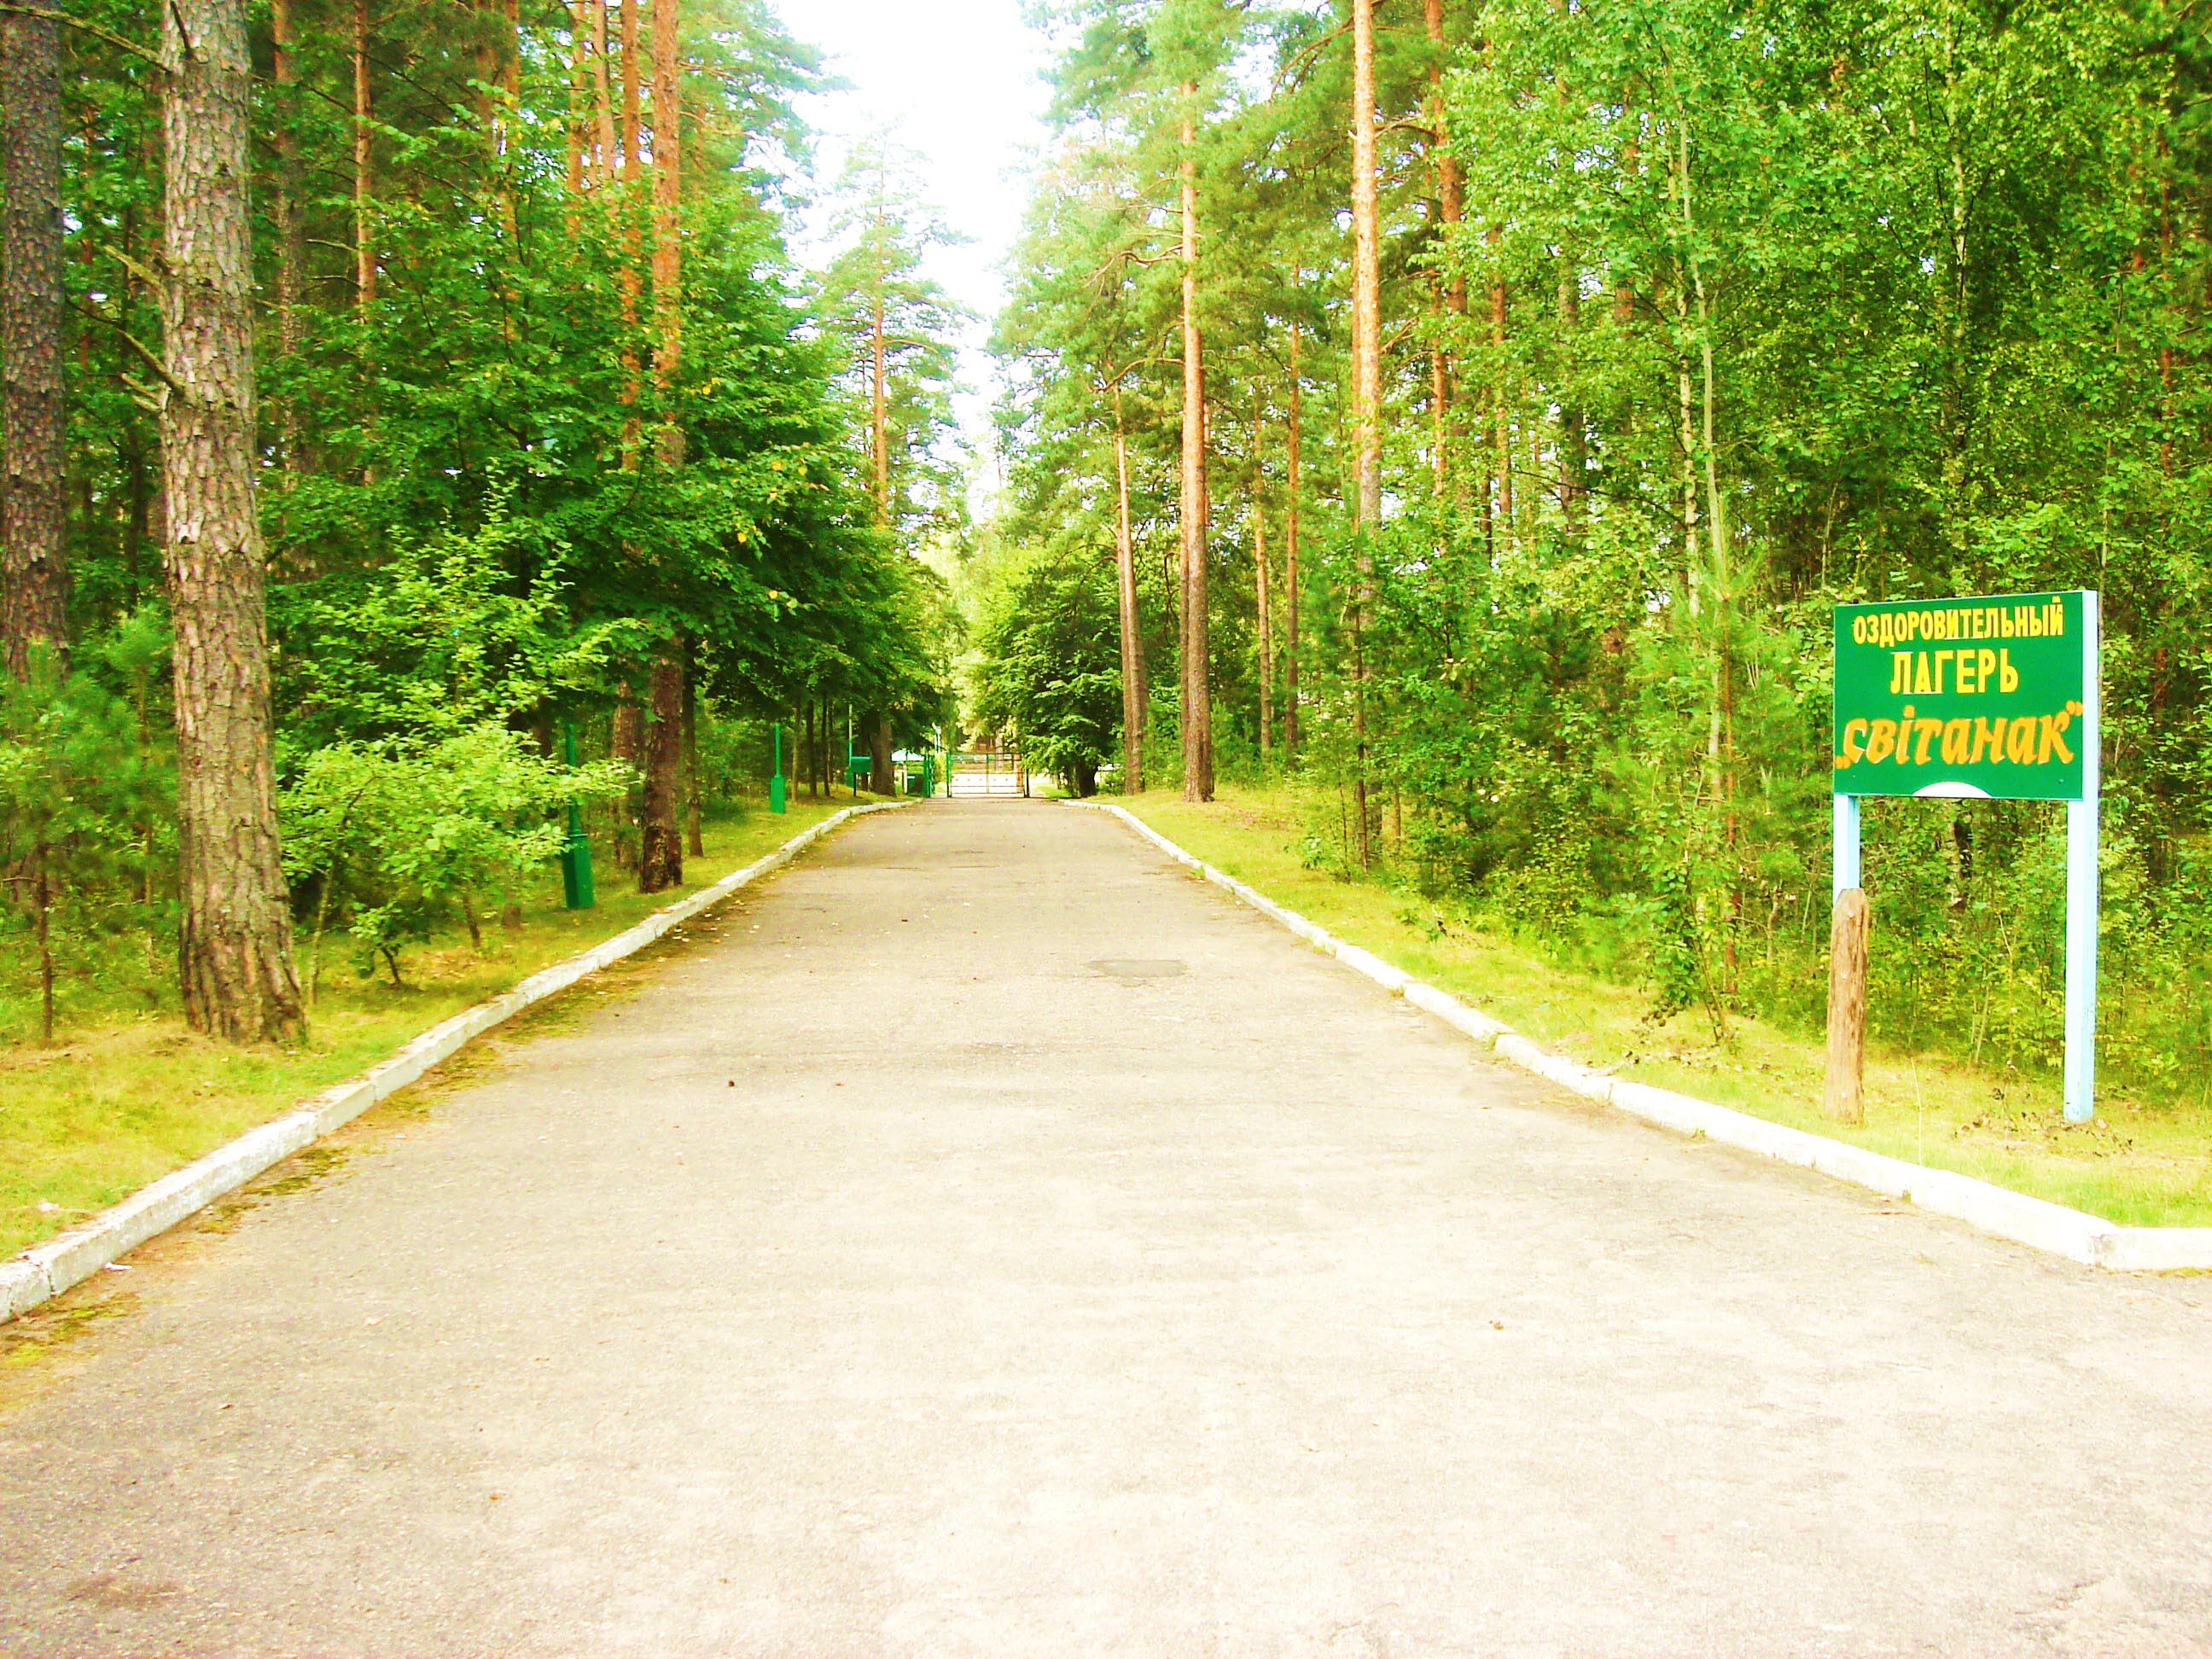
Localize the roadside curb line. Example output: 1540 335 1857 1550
1086 801 2212 1273
2 800 914 1323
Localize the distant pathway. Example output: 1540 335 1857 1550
3 800 2210 1656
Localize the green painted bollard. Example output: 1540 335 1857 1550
770 722 786 814
560 722 595 909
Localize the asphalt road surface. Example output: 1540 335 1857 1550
3 800 2210 1657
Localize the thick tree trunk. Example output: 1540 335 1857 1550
352 0 375 306
1284 317 1301 761
2 6 67 672
1179 90 1212 802
1350 0 1382 866
638 652 684 891
162 0 306 1042
1110 383 1144 792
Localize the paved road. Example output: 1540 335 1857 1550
3 801 2210 1657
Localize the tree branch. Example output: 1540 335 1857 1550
71 300 182 403
0 3 160 67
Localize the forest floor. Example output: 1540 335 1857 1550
0 791 885 1261
1119 785 2212 1230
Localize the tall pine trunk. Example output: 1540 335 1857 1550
638 0 686 892
1111 382 1144 791
1557 265 1584 538
649 0 681 439
566 0 588 197
615 0 643 438
1423 0 1464 506
162 0 306 1042
271 0 306 469
1178 90 1212 802
588 0 616 183
352 0 374 305
1349 0 1382 865
1284 315 1301 760
602 0 647 848
2 5 67 672
871 281 890 524
1253 410 1272 763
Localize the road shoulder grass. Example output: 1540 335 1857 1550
1 795 875 1260
1116 786 2212 1229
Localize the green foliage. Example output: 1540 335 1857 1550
996 0 2212 1106
970 546 1125 795
814 136 972 545
0 631 172 1039
15 0 963 1039
282 727 629 989
276 497 640 750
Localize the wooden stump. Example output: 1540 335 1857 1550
1825 888 1871 1123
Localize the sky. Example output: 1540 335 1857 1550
778 0 1057 482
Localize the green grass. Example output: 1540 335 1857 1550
1120 785 2212 1230
0 794 878 1260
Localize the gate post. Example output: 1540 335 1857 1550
2063 591 2101 1123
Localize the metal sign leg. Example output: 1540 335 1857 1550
2064 794 2098 1123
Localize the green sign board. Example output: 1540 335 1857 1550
1832 590 2091 801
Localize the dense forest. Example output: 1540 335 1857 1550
7 0 2212 1110
0 0 962 1042
979 0 2212 1098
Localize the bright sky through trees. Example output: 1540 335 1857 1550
788 0 1051 474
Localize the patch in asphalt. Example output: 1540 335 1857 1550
1088 958 1187 981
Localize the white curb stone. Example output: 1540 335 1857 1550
3 800 912 1324
1085 801 2212 1273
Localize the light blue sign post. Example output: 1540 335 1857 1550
1831 591 2101 1121
2064 598 2102 1122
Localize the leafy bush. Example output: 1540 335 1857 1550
0 618 174 1039
282 726 629 991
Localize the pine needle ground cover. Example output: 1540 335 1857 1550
1120 789 2212 1231
0 799 865 1260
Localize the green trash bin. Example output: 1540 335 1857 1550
559 724 594 909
